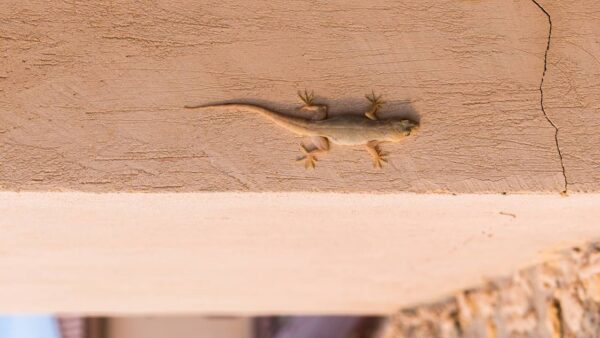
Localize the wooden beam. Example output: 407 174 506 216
0 192 599 314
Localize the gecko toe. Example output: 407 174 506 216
298 154 317 169
298 89 315 106
305 156 317 169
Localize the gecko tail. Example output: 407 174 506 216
184 103 259 110
184 104 215 109
184 103 315 136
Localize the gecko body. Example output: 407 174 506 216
186 90 418 168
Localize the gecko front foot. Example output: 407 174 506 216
366 141 388 169
365 91 385 120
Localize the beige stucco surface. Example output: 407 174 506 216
2 0 597 193
0 192 599 314
540 1 600 192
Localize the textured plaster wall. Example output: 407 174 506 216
2 0 598 193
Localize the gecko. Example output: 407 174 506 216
185 90 419 169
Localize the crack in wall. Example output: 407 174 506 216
530 0 568 194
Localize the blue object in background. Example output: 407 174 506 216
0 316 61 338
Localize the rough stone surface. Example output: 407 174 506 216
3 0 595 193
380 243 600 338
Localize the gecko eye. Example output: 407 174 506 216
404 120 419 134
394 120 418 136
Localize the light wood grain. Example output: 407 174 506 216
1 192 599 314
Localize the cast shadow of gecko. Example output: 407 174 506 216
185 92 420 169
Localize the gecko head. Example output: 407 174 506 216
390 119 419 140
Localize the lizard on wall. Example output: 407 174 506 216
185 90 419 169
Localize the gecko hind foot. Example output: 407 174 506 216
297 155 318 169
298 89 315 106
297 89 327 120
297 145 319 169
297 154 318 169
365 91 385 120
